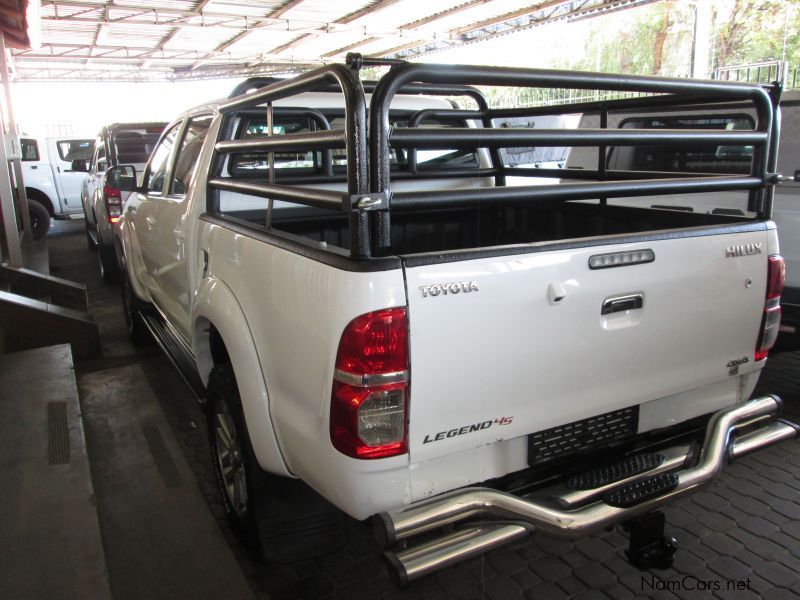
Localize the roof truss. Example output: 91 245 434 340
12 0 662 81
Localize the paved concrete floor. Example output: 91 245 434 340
0 344 111 600
0 344 112 600
46 219 800 600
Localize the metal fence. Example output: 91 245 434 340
713 60 799 89
480 61 799 110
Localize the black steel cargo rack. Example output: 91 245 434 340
207 54 780 259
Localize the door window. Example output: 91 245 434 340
169 115 213 196
143 123 181 195
21 138 39 161
94 147 107 173
57 139 94 162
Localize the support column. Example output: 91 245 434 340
0 33 31 243
692 0 712 79
0 90 21 266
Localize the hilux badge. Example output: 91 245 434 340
725 243 762 258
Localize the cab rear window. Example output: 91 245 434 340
112 128 164 164
608 114 755 174
229 111 478 176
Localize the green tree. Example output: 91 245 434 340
712 0 793 68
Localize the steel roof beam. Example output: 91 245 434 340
266 0 407 56
384 0 660 60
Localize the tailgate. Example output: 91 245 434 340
404 227 770 463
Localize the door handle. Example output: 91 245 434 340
145 216 156 229
31 165 38 170
601 293 643 315
173 228 185 240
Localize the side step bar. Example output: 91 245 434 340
375 396 799 586
140 311 206 401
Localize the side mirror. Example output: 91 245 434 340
71 159 88 172
107 165 137 192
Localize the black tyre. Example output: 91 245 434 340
207 363 259 540
97 241 121 284
86 227 96 250
27 199 50 241
83 204 96 250
121 267 152 345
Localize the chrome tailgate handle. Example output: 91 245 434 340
602 293 643 315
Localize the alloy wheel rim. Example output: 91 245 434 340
214 399 248 517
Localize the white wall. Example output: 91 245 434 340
10 78 239 137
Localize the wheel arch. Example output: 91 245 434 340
117 217 151 304
193 277 291 477
25 187 55 216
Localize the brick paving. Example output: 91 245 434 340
48 220 800 599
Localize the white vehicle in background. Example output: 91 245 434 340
18 136 94 239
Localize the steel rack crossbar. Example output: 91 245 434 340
215 129 346 153
389 128 768 148
390 177 765 211
208 179 345 211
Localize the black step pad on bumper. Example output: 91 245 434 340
605 473 680 508
566 453 665 490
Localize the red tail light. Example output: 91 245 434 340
103 184 122 224
330 308 409 459
755 255 784 361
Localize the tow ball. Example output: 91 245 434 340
622 511 678 570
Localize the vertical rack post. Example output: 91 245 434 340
266 101 274 229
598 105 608 207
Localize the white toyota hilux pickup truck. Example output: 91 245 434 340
19 136 94 239
115 57 799 585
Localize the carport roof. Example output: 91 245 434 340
11 0 658 81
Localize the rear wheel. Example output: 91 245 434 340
27 199 50 241
207 362 348 561
96 230 120 284
83 205 96 250
121 266 152 345
207 363 258 540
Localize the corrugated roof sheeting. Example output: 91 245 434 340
12 1 661 81
165 25 239 52
102 23 172 46
280 0 374 24
203 0 287 18
222 29 310 56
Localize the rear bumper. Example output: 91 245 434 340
374 395 799 585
